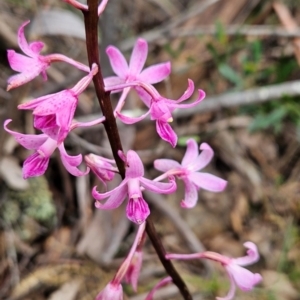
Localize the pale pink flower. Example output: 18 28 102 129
7 20 89 90
7 20 50 90
116 80 205 147
154 139 227 208
104 38 171 88
4 120 89 178
166 242 262 300
92 150 176 224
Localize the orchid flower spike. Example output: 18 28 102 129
92 150 176 224
4 120 89 178
166 242 262 300
7 20 90 90
116 80 205 147
17 64 98 144
154 139 227 207
104 38 171 88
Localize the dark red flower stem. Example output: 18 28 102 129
83 0 125 176
83 1 192 299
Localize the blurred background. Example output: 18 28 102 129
0 0 300 299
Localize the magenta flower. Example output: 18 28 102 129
84 154 117 187
166 242 262 300
4 120 89 178
116 80 205 147
154 139 227 208
92 150 176 224
104 38 171 88
17 64 98 144
7 20 50 90
95 282 123 300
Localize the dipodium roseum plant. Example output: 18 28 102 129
3 1 262 299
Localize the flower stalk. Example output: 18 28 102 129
82 0 192 299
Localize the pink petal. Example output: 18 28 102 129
180 178 199 208
34 115 56 129
136 86 152 107
85 154 115 183
139 62 171 84
190 143 214 171
181 139 199 167
233 242 260 266
167 89 206 109
92 179 128 201
95 282 123 300
17 20 36 57
189 172 227 192
7 51 35 73
156 120 177 148
4 119 47 149
174 79 194 103
116 110 150 124
139 176 176 194
106 46 128 79
23 152 50 179
125 250 143 291
129 38 148 76
104 76 125 87
94 183 128 209
216 270 236 300
154 159 181 173
18 93 52 110
126 196 150 224
145 277 172 300
41 126 60 141
126 150 144 178
226 264 262 292
58 144 89 176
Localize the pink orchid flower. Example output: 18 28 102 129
104 38 171 88
116 80 205 147
7 20 89 91
154 139 227 208
92 150 176 224
18 64 98 144
166 242 262 300
4 120 89 179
